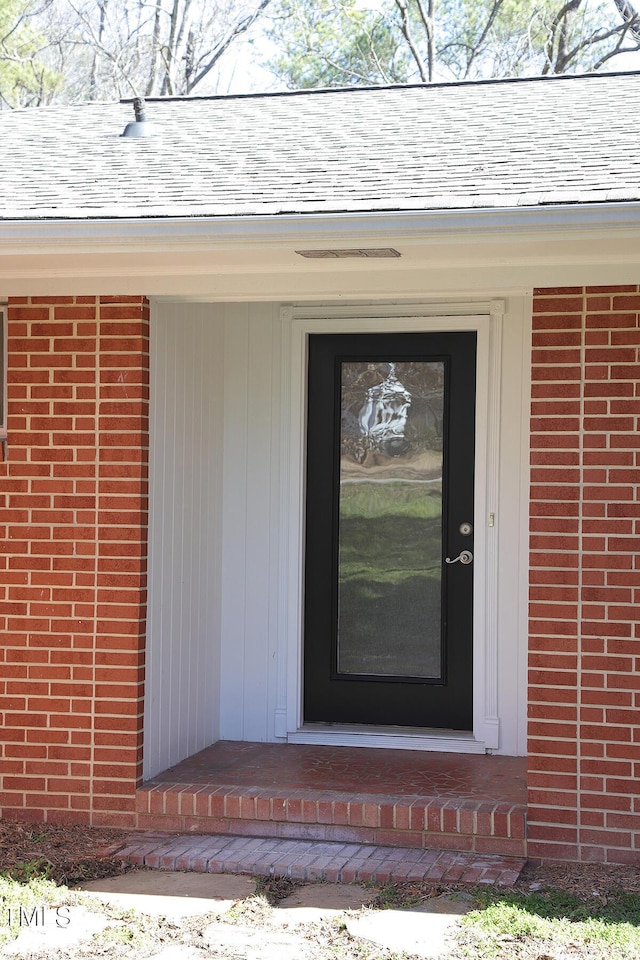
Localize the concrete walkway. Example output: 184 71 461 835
109 831 525 886
76 872 476 960
0 843 526 958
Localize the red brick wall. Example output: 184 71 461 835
1 285 637 858
0 296 149 827
530 286 640 864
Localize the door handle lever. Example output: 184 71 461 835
445 550 473 565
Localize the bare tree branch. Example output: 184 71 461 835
612 0 640 41
393 0 429 81
145 0 164 96
367 23 394 84
542 0 581 74
592 39 640 67
89 0 107 100
412 0 434 81
464 0 504 77
187 0 273 93
314 51 387 85
557 17 640 69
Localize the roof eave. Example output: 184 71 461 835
1 201 640 250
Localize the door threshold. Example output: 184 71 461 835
288 723 487 754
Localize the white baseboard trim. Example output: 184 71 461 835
287 725 487 754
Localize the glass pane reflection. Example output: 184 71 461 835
337 360 444 679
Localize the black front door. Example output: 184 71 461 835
304 331 476 730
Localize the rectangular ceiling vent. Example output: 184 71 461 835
295 248 401 259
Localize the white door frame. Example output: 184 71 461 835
274 300 507 753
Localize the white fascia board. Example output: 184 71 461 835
1 202 640 251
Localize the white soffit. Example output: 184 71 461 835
1 205 640 295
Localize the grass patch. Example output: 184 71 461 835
339 515 442 586
0 874 69 946
2 857 53 882
367 881 432 910
337 512 442 676
339 481 442 520
457 887 640 959
92 920 150 949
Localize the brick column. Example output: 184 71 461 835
529 286 640 864
0 296 149 827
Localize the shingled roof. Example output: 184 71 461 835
2 71 640 221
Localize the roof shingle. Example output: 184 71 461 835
2 73 640 221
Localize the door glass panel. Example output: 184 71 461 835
338 360 445 679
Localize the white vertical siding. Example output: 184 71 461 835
219 303 281 742
145 298 527 761
144 302 223 779
497 296 531 757
218 307 249 739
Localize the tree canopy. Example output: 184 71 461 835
0 0 274 105
0 0 58 107
266 0 640 88
2 0 640 106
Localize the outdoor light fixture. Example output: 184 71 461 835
295 248 401 259
121 97 153 138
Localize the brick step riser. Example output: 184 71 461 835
137 794 526 857
136 790 526 836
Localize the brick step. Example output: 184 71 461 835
110 831 527 886
135 783 527 858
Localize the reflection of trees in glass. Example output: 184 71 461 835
341 361 444 461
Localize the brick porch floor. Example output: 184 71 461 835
135 742 527 858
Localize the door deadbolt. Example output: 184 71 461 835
459 522 473 536
445 550 474 565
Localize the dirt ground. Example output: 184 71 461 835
0 820 130 887
0 818 638 897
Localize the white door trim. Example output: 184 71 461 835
274 302 505 753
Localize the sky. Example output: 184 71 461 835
215 34 283 95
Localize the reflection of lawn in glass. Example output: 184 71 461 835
338 482 442 679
